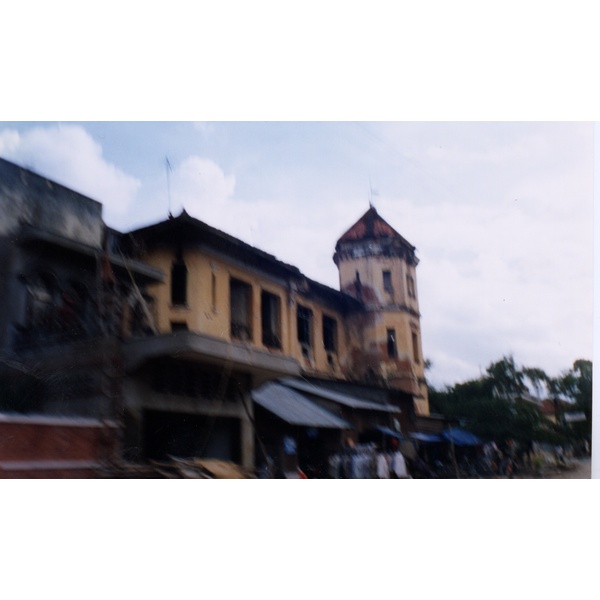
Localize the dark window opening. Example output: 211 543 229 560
230 278 252 341
144 410 241 463
412 331 420 364
151 360 247 401
387 328 397 358
171 258 188 306
407 275 416 299
297 305 313 358
322 315 337 353
26 271 58 328
211 272 217 312
261 290 281 348
17 272 99 347
171 321 188 332
383 270 393 293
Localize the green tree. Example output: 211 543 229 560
553 359 593 440
522 367 549 399
486 355 526 400
429 356 562 447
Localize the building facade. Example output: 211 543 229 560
122 206 430 474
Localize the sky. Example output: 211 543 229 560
0 121 593 388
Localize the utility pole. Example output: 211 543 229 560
166 156 173 218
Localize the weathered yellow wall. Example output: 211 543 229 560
338 255 419 312
142 244 429 414
143 247 349 379
338 253 429 415
290 292 349 377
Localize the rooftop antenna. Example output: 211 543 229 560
165 156 173 218
369 178 379 209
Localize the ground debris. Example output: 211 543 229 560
100 456 256 479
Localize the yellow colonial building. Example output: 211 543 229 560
122 206 429 474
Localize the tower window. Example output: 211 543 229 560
261 290 281 349
171 256 187 306
230 278 253 341
322 315 337 353
412 331 420 364
383 270 393 293
407 275 416 299
387 328 397 358
297 305 313 358
211 272 217 312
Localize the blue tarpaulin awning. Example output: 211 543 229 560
410 432 443 443
374 425 406 441
440 427 482 446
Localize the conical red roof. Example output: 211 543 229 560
336 206 412 248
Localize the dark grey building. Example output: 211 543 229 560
0 157 162 423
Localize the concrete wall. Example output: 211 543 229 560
0 158 103 248
0 158 105 353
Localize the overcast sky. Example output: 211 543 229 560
0 121 592 388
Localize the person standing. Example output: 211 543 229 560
391 450 409 478
376 451 390 479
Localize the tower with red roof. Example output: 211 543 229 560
334 206 429 415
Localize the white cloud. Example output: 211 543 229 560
171 156 236 212
0 124 140 224
192 122 217 137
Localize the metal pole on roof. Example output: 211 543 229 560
165 156 173 218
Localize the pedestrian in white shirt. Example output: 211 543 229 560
376 452 390 479
391 450 409 478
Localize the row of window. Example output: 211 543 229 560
170 261 422 363
169 261 338 356
297 304 338 359
382 270 416 299
231 278 338 357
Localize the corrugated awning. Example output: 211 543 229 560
252 382 350 429
280 378 401 413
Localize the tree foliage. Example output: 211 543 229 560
428 355 592 446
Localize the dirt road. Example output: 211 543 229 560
542 458 591 479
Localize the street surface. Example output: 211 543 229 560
542 458 591 479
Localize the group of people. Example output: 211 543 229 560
482 442 515 477
327 442 411 479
